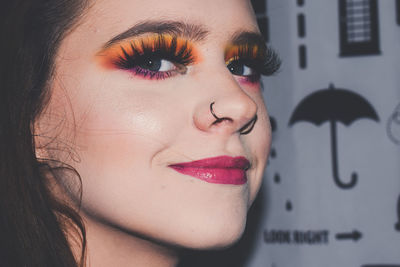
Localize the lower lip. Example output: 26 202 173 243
168 156 249 185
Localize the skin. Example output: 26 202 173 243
35 0 272 266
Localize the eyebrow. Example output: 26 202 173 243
103 20 210 48
103 20 266 50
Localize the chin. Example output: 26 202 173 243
196 221 247 250
168 207 248 250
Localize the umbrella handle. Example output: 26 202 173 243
330 120 357 189
396 195 400 231
333 170 357 189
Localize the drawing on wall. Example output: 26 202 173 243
339 0 380 56
361 264 400 267
285 200 293 211
387 103 400 145
335 230 362 241
289 83 379 189
395 195 400 232
268 115 291 212
269 116 277 159
251 0 269 41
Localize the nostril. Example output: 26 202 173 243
211 117 233 126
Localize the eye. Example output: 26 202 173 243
227 60 256 77
126 54 187 80
137 57 175 72
99 34 196 80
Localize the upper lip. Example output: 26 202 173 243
168 155 250 170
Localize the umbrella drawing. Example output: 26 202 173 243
289 83 379 189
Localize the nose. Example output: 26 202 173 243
193 80 258 135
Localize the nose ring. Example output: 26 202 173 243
210 102 221 123
210 102 232 124
210 101 257 135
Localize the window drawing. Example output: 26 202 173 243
251 0 266 13
339 0 380 56
251 0 269 42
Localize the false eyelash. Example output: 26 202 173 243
129 66 175 80
113 35 195 70
233 45 282 76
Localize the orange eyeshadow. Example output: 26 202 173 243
224 44 262 64
96 34 200 69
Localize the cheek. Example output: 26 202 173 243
62 89 180 225
52 74 180 202
247 94 271 153
247 102 271 203
54 66 179 157
73 91 177 169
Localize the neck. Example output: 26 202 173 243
48 176 180 267
77 215 180 267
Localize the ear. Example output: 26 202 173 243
31 104 60 161
32 119 49 161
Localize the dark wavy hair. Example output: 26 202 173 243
0 1 88 266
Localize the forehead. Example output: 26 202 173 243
80 0 258 46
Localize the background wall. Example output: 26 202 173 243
179 0 400 266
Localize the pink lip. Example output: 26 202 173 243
168 156 250 185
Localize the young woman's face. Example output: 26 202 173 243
39 0 275 249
